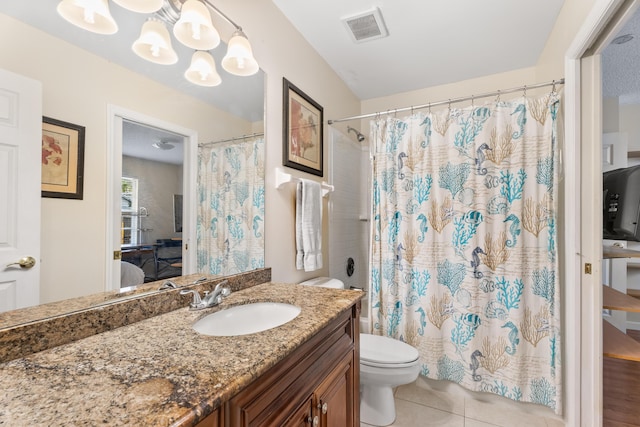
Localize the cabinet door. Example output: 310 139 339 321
282 396 314 427
315 352 354 427
195 407 220 427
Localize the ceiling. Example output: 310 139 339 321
603 8 640 104
4 0 640 163
272 0 566 100
122 121 184 165
6 1 639 105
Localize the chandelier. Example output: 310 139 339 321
56 0 259 87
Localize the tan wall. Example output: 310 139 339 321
217 0 362 284
122 156 183 245
0 14 253 303
2 0 598 302
535 0 598 81
0 0 363 301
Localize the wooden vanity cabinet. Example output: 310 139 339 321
221 303 360 427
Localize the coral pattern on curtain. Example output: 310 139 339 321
197 137 265 275
370 93 561 412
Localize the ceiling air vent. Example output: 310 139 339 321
342 7 389 43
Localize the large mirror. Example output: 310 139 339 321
0 2 265 326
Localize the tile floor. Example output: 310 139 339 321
361 377 565 427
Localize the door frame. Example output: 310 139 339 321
566 0 638 425
105 105 198 291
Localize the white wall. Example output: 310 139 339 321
329 129 367 291
620 104 640 151
619 103 640 327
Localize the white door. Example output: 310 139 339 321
0 68 41 312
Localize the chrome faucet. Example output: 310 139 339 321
180 280 230 310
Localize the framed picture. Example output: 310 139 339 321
283 78 323 177
41 116 85 199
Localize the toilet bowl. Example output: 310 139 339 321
299 277 421 426
360 333 420 426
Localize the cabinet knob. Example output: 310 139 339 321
307 415 319 426
321 402 328 414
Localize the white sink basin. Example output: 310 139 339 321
193 302 301 336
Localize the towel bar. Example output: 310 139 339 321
275 167 334 197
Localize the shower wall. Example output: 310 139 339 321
329 128 370 319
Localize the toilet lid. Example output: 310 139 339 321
360 334 419 365
299 277 345 289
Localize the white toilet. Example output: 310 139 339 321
299 277 421 426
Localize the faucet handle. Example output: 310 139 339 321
158 280 178 290
213 280 229 292
180 289 203 309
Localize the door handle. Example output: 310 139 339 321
6 256 36 269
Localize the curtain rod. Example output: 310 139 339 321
199 132 264 147
328 78 565 125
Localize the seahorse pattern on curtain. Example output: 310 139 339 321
370 93 561 412
197 137 265 275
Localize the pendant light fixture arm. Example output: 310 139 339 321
201 0 241 31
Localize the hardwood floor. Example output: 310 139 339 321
603 330 640 427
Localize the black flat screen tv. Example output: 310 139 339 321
603 165 640 241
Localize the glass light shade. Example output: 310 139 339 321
173 0 220 50
112 0 163 13
221 30 259 76
185 51 221 87
57 0 118 35
132 19 178 65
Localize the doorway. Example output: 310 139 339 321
567 0 640 425
106 105 197 291
120 120 184 285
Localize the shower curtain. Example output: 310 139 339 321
197 137 265 275
370 93 562 412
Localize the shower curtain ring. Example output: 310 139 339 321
471 95 475 107
496 90 501 102
551 80 557 95
523 85 527 97
428 102 432 114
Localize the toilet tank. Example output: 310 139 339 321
299 277 345 289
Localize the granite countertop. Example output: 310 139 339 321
0 282 363 426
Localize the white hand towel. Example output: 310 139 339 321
296 179 323 271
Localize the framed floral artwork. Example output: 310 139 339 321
41 116 85 199
283 78 323 177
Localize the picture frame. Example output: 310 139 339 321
283 78 324 177
41 116 85 199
